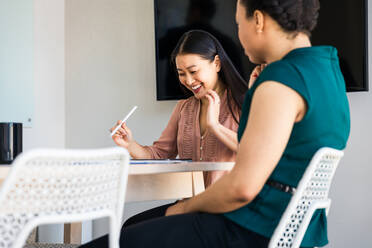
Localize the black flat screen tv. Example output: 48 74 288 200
154 0 368 100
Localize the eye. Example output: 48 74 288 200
190 71 197 74
178 73 185 77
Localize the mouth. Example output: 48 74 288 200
191 84 202 94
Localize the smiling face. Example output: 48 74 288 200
175 53 223 99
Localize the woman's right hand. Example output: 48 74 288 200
248 64 267 89
110 121 134 149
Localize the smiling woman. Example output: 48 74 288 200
108 30 249 175
81 29 249 248
175 54 223 98
171 30 248 125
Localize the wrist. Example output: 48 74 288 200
127 140 137 153
208 123 222 135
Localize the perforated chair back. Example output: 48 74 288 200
268 147 344 248
0 147 130 248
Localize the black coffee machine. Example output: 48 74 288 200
0 122 22 164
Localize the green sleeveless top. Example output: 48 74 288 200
224 46 350 247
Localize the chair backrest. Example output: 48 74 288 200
268 147 344 248
0 147 130 248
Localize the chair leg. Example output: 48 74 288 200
109 217 120 248
26 228 37 243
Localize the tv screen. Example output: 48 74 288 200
154 0 368 100
311 0 368 92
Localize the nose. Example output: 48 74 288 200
186 75 195 86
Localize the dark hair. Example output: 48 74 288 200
171 30 248 124
239 0 320 37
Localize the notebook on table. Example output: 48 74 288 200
130 159 192 164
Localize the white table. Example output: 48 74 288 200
0 162 234 244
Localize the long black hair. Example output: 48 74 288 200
170 30 248 124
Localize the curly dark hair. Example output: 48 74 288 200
239 0 320 37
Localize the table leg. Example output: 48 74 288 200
64 223 82 244
191 171 205 196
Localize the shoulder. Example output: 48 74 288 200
220 91 241 125
253 60 311 107
177 95 197 106
258 60 301 83
222 96 241 117
174 96 198 113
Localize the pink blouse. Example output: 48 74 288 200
144 90 240 188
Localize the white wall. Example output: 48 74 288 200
65 0 176 241
64 0 372 246
325 3 372 247
327 94 372 248
65 0 175 149
25 0 65 243
26 0 65 150
0 0 34 127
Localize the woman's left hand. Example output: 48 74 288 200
165 200 187 216
205 90 221 130
248 64 267 88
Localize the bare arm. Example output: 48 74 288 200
210 124 238 152
204 65 267 153
111 101 183 159
111 122 152 159
205 90 238 152
127 141 153 159
167 82 306 215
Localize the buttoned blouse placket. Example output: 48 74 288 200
196 99 206 161
200 134 204 161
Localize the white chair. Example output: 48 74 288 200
268 147 344 248
0 147 130 248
